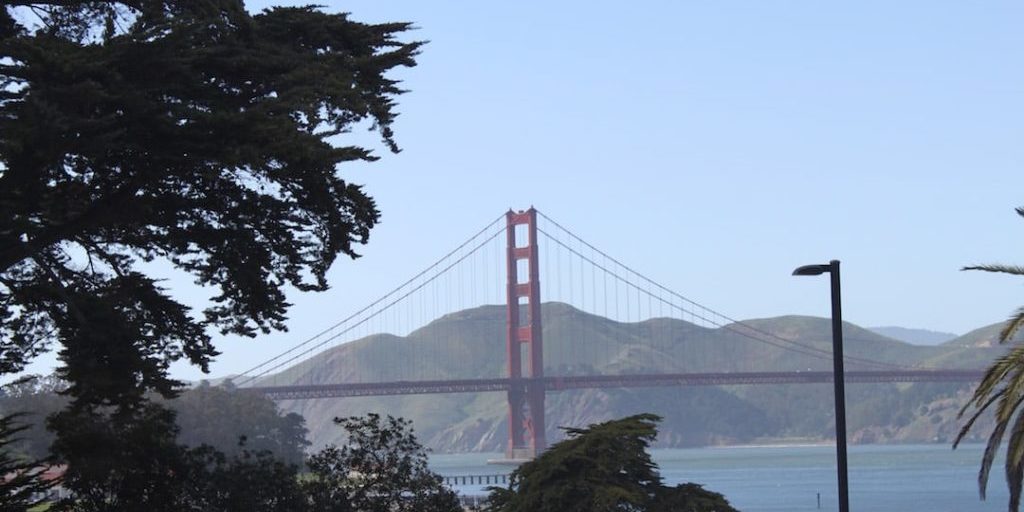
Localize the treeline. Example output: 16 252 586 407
1 401 738 512
0 375 467 510
0 376 307 465
17 409 461 512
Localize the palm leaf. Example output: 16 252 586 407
957 347 1024 500
980 415 1010 499
964 345 1024 411
1001 307 1024 343
1010 410 1024 511
1010 410 1024 476
958 205 1024 510
955 389 1005 448
963 264 1024 276
1012 458 1024 512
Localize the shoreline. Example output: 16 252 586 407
705 441 834 449
431 439 971 457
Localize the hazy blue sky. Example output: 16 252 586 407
24 2 1024 381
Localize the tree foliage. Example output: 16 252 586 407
0 0 421 408
650 483 739 512
484 414 739 512
0 375 67 460
304 413 461 512
0 414 54 512
957 206 1024 511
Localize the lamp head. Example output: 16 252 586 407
792 264 832 276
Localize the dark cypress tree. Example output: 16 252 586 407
485 414 740 512
0 0 420 407
0 2 421 507
487 414 664 512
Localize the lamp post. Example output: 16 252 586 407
793 260 849 512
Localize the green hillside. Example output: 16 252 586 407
260 303 1006 452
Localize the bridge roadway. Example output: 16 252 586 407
251 369 986 400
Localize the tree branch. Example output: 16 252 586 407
0 181 143 274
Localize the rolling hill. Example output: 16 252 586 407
256 303 1007 452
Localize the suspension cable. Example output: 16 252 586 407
236 214 507 386
535 215 911 370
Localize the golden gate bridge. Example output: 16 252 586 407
236 208 986 460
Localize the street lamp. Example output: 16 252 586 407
793 260 849 512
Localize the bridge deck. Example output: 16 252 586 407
250 370 985 400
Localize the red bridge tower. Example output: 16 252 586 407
505 208 546 459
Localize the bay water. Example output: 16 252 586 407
430 443 1008 511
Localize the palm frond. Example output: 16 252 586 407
966 345 1024 411
1000 380 1024 424
980 416 1010 499
956 389 1005 448
1009 411 1024 475
960 205 1024 509
1010 411 1024 512
963 264 1024 276
1001 308 1024 343
1011 457 1024 512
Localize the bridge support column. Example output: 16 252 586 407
505 208 546 459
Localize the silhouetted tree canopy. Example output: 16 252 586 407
0 1 421 409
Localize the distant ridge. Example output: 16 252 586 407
940 322 1024 348
868 326 958 346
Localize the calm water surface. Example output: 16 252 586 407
429 443 1008 511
